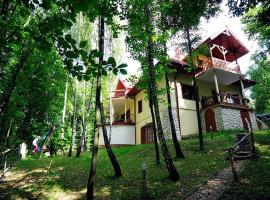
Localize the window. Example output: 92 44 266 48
138 100 143 113
182 84 195 100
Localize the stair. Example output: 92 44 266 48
233 133 253 160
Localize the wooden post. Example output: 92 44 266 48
213 71 221 102
245 118 256 155
141 161 148 200
210 126 213 139
228 149 239 182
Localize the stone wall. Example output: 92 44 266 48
214 107 224 130
201 107 224 132
249 111 259 130
161 107 181 140
220 107 244 130
201 106 248 132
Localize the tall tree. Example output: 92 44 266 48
240 4 270 112
126 0 180 181
159 5 185 158
61 74 69 140
87 8 127 196
164 0 222 150
68 79 77 157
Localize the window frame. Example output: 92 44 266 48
181 84 195 100
138 99 143 113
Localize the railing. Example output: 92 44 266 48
199 57 241 74
222 118 256 182
107 114 135 124
201 93 245 109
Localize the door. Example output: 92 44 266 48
141 123 154 144
240 109 250 131
204 109 217 132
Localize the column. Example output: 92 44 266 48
213 70 221 102
240 78 246 105
124 96 127 122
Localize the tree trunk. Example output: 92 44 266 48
61 74 69 140
68 80 77 157
165 72 185 158
148 96 160 165
146 7 180 182
76 81 87 157
0 47 34 141
100 102 122 177
87 17 121 199
0 47 33 117
186 27 204 150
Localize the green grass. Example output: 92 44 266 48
0 130 243 199
220 129 270 200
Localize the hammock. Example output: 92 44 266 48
33 126 55 153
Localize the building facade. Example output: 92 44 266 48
99 28 258 146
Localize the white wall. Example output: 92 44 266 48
98 125 135 145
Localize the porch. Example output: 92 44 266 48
201 93 248 110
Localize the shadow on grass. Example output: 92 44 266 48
1 129 241 200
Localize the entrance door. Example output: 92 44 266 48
141 123 154 144
204 109 217 132
240 109 250 131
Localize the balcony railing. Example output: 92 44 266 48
201 93 247 109
200 57 241 74
107 114 135 124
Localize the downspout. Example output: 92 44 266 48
174 74 182 136
128 95 137 145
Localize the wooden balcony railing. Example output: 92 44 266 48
199 57 241 74
108 114 135 124
201 93 246 109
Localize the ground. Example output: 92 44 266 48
0 130 269 200
220 130 270 200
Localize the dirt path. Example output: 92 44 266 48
184 160 248 200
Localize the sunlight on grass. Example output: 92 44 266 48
2 130 265 200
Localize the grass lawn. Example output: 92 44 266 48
220 129 270 200
0 130 247 200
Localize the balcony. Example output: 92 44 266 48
201 93 249 109
200 57 241 74
108 114 135 125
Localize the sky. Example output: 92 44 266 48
123 2 259 76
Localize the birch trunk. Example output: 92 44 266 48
68 80 77 157
61 74 69 139
87 17 122 199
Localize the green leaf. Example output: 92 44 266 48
91 49 103 57
65 34 72 42
79 41 88 48
117 63 127 69
107 57 116 67
119 69 127 75
113 68 118 75
102 70 108 76
77 75 82 81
